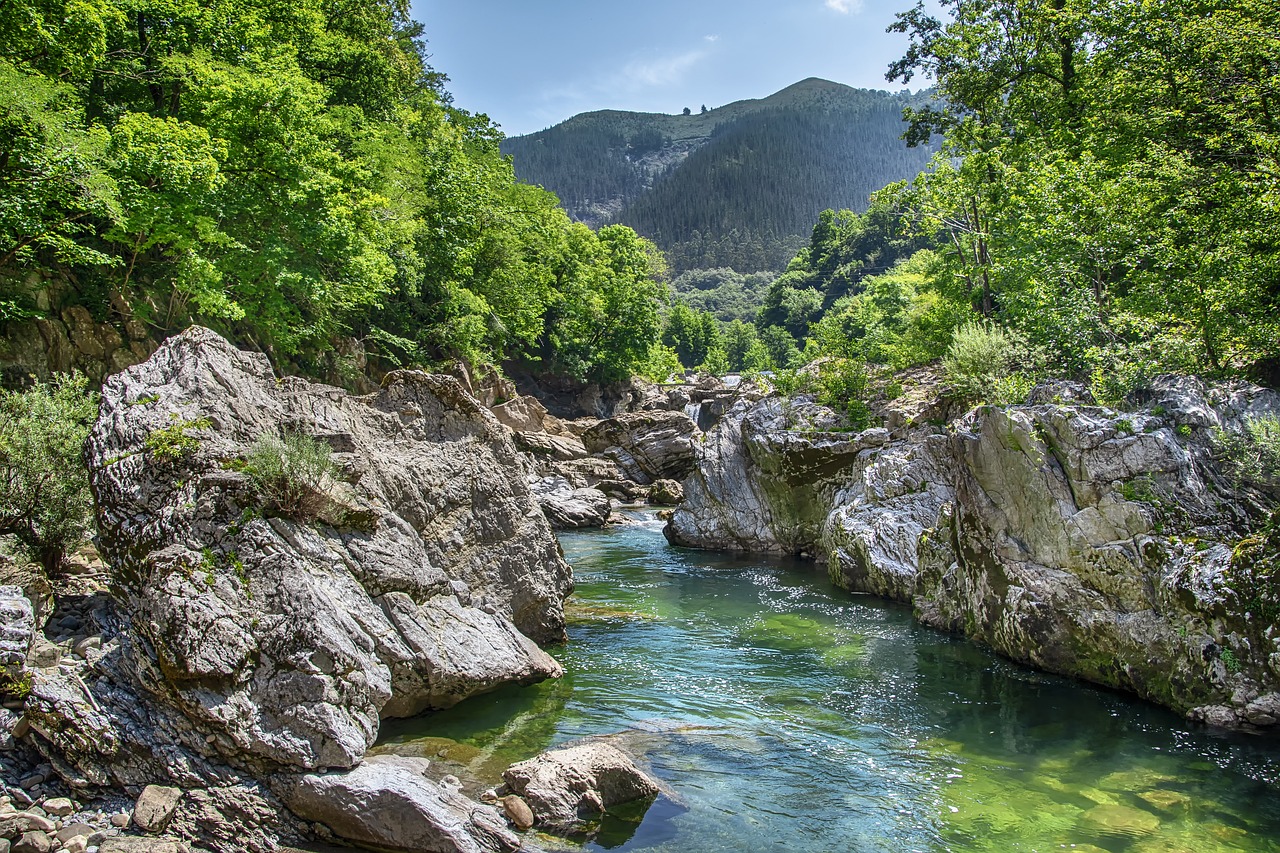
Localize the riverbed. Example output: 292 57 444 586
378 513 1280 852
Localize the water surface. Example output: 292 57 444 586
379 513 1280 852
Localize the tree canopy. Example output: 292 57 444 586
0 0 667 383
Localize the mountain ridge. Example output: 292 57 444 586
501 78 937 272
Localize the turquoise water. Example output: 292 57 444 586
378 513 1280 852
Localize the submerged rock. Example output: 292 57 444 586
502 742 660 833
667 376 1280 729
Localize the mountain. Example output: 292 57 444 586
500 78 938 273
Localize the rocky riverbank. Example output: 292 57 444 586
0 328 664 852
667 374 1280 731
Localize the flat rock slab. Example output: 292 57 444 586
276 755 519 853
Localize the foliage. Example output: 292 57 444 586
143 416 210 461
0 0 667 383
884 0 1280 378
671 268 774 324
0 374 98 573
662 302 720 370
1216 414 1280 492
637 344 684 384
943 321 1034 405
807 249 966 368
813 358 873 430
242 432 344 524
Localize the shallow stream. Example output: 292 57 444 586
379 513 1280 852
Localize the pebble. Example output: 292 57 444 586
62 839 88 853
17 775 43 792
109 814 130 828
502 796 535 831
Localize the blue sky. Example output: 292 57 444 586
409 1 939 137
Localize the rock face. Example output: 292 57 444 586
668 377 1280 729
582 411 697 484
529 477 613 530
0 587 34 679
28 328 571 801
276 755 519 853
502 743 661 832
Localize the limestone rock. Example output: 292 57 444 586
502 743 660 832
275 754 519 853
647 479 683 506
0 589 33 676
134 785 182 833
529 478 611 530
581 411 697 484
51 327 570 787
11 831 50 853
667 377 1280 729
36 799 70 818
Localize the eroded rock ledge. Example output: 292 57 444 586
667 376 1280 730
14 327 576 851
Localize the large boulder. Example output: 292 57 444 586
276 755 519 853
34 327 571 789
666 397 886 554
528 477 612 529
581 411 698 484
502 743 660 833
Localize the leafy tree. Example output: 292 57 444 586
885 0 1280 379
0 374 98 574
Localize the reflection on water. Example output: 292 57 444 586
378 516 1280 852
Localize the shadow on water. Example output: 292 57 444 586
379 517 1280 853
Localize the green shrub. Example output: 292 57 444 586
0 374 99 574
943 321 1033 405
814 358 872 430
144 415 212 460
242 432 345 524
1216 413 1280 490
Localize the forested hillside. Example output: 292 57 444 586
502 79 937 272
744 0 1279 414
0 0 668 385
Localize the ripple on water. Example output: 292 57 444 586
379 518 1280 853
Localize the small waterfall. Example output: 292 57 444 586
684 401 703 427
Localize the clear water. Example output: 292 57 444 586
377 513 1280 852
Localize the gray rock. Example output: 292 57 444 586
581 411 698 484
528 478 611 529
0 589 33 676
668 379 1280 729
99 839 187 853
502 743 660 832
275 755 519 853
32 327 570 789
133 785 182 833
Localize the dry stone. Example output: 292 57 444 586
502 743 660 832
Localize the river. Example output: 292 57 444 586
378 512 1280 852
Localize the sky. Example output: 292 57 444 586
409 0 939 137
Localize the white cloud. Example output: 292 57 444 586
825 0 863 13
704 34 720 42
619 49 708 90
